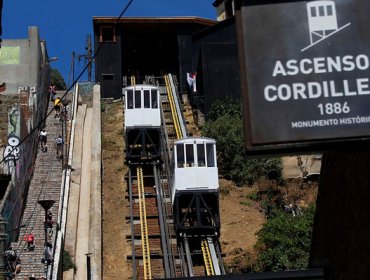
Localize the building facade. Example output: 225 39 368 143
93 17 215 98
0 26 50 243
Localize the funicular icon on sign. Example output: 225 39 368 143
301 0 350 52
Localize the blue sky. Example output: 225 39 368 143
2 0 216 85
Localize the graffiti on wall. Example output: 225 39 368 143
3 136 20 163
19 86 35 133
18 86 36 95
8 107 20 138
0 46 20 65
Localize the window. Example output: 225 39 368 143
319 6 325 16
206 144 215 167
127 90 133 109
186 144 194 167
327 5 333 16
310 7 316 17
134 90 141 108
151 89 158 108
100 26 116 42
177 144 185 168
197 143 205 167
144 90 150 108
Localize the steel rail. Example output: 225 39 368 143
207 236 221 275
153 164 173 278
128 167 137 280
201 238 215 276
137 166 152 279
215 239 226 275
168 73 187 138
178 242 188 277
184 237 195 277
164 75 183 139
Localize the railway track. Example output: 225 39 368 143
126 76 178 279
128 163 179 279
126 74 224 279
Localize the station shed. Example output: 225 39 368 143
93 17 216 98
191 16 240 120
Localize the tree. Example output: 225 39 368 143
62 249 77 272
202 98 282 185
207 97 242 121
50 68 66 90
254 205 316 272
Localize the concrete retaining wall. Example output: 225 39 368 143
61 83 102 280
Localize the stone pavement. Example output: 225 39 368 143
11 99 66 279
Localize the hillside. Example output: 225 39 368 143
101 99 320 278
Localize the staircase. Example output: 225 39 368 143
11 100 65 279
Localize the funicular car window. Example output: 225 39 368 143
327 5 333 15
144 90 150 108
127 90 133 109
151 89 158 108
310 7 316 17
319 5 324 16
197 143 205 167
177 144 185 168
206 143 215 167
135 90 141 108
186 144 194 167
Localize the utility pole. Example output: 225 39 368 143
87 35 92 82
79 35 93 82
67 51 75 88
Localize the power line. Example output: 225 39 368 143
0 0 135 165
1 0 136 272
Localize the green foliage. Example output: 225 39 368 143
255 205 316 272
259 198 279 219
50 68 66 90
207 97 241 121
202 98 283 185
63 249 77 272
239 200 251 207
228 251 255 274
247 192 259 201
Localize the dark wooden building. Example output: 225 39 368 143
93 17 215 98
191 16 240 118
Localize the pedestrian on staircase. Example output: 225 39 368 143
45 210 55 236
55 135 64 160
13 257 21 277
49 85 56 102
4 246 16 262
24 233 35 251
39 129 48 152
46 210 52 221
54 97 62 118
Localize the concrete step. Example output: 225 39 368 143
11 100 66 279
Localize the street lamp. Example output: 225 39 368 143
48 57 58 63
85 253 92 280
